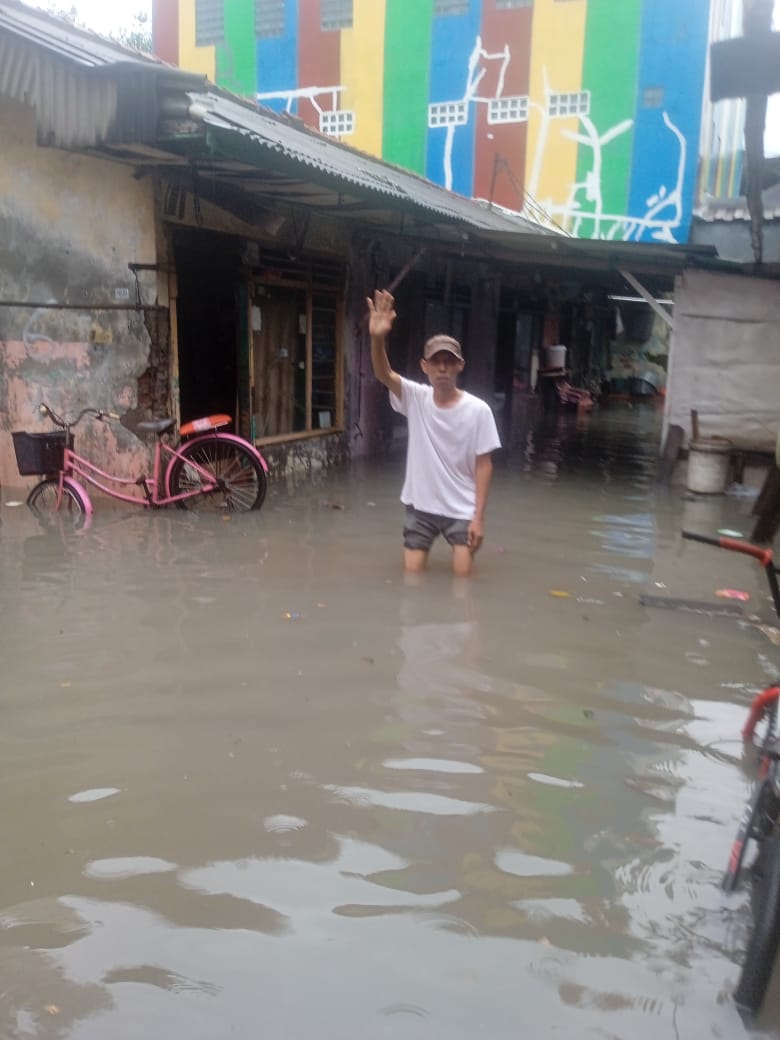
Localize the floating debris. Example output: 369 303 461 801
68 787 120 803
715 589 750 601
528 772 584 790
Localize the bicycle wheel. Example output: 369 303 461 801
27 478 88 529
168 437 266 513
724 780 778 892
735 827 780 1019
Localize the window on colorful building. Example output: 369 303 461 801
488 96 529 123
321 0 353 31
434 0 469 14
428 101 468 127
320 110 355 137
495 0 532 8
256 0 285 38
548 92 590 117
642 86 665 108
195 0 223 45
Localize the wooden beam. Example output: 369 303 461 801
618 268 675 329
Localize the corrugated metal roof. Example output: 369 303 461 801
0 0 203 147
695 183 780 223
1 0 171 69
186 91 552 235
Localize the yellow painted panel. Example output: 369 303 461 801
341 0 386 156
178 0 216 81
526 0 587 227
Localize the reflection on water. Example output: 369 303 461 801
0 405 777 1038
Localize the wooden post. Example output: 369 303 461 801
691 409 700 441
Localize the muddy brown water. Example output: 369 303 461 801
1 404 779 1038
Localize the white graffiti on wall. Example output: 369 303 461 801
559 115 634 239
256 84 346 119
547 108 687 242
429 43 689 242
524 68 688 242
258 39 689 242
431 36 512 191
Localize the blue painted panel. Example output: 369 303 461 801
627 0 709 243
426 0 482 196
256 0 299 114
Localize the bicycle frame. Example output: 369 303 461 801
56 432 264 511
682 528 780 1019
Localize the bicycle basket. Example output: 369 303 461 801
12 431 73 476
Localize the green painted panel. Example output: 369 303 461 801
577 0 642 237
217 0 256 98
382 0 433 174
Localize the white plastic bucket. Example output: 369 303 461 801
687 437 732 494
544 345 566 370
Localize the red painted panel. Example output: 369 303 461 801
152 0 178 65
473 3 532 212
298 0 341 130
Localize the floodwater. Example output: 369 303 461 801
2 402 780 1039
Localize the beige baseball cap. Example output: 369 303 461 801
423 334 463 360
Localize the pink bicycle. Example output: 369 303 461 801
13 403 268 525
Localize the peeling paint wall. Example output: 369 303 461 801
664 269 780 453
0 95 159 489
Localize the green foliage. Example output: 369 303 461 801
112 12 152 53
42 4 152 53
45 4 78 22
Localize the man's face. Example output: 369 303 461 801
421 350 465 389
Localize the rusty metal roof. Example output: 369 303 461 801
184 91 551 235
0 0 203 147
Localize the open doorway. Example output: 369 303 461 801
495 306 540 446
174 231 243 427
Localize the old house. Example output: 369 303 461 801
0 1 720 494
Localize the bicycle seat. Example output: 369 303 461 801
136 418 176 435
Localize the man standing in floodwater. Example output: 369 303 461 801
367 289 501 578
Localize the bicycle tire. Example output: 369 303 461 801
27 478 88 529
734 826 780 1019
724 779 776 893
168 436 266 513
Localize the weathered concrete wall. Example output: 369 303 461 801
0 96 159 489
664 269 780 453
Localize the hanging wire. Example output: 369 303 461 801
492 155 572 237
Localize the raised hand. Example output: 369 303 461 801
366 290 397 339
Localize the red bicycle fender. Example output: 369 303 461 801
743 686 780 741
179 414 232 437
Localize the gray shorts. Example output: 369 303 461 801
403 505 470 551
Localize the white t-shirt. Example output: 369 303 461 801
390 376 501 519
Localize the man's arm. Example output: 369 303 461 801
467 453 494 553
366 290 402 400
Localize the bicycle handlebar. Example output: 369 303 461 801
40 403 121 428
682 529 780 620
682 530 774 568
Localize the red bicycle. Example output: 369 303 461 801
682 529 780 1021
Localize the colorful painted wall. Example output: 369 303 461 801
153 0 732 243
